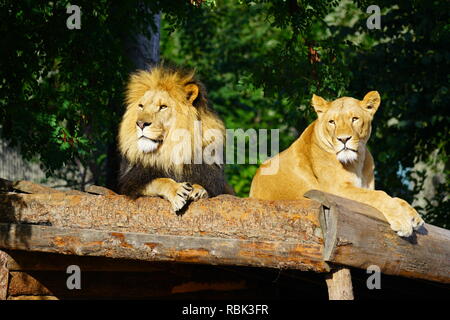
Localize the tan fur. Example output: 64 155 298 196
119 67 224 176
118 66 233 212
250 91 424 237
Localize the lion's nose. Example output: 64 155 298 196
136 121 151 130
337 136 352 144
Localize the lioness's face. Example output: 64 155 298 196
312 91 381 164
134 90 177 153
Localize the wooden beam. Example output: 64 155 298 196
0 222 327 271
325 267 354 300
305 190 450 284
0 192 329 272
0 251 8 300
4 250 167 272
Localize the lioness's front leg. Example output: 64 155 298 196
141 178 193 212
336 186 425 237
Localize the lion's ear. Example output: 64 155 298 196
184 83 199 105
361 91 380 116
311 94 330 115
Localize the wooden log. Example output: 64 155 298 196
0 193 322 242
325 267 354 300
8 295 58 300
0 251 8 300
0 192 328 272
9 272 52 296
4 250 167 272
85 185 118 196
305 190 450 284
0 178 84 195
0 222 326 271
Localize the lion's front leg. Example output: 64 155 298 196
336 187 425 237
142 178 194 212
188 184 209 201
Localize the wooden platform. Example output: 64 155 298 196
0 179 449 300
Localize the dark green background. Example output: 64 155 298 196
0 0 448 227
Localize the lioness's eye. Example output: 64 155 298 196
138 104 144 110
352 117 359 122
159 105 168 111
328 120 335 125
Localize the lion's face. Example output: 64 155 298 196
134 90 177 153
312 91 381 164
118 68 224 173
119 69 201 159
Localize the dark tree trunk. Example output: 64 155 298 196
105 5 160 191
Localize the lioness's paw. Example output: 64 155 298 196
393 197 425 231
390 219 414 238
169 182 193 212
385 198 425 237
188 184 208 201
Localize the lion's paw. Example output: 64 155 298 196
169 182 193 212
188 184 208 201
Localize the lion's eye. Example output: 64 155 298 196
159 105 168 111
138 104 144 110
352 117 359 122
328 120 335 125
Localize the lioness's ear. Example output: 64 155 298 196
311 94 330 115
361 91 381 116
184 83 199 105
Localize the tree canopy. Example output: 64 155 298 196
0 0 448 227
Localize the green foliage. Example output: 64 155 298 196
0 0 206 183
161 0 449 226
161 0 351 196
341 0 450 226
1 0 448 226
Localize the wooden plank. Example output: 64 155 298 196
306 190 450 284
4 250 166 272
85 185 118 196
325 267 354 300
0 178 83 195
0 251 8 300
9 272 52 296
0 223 328 271
8 295 58 300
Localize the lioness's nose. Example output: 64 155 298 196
136 121 151 129
337 136 352 144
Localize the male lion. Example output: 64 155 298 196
250 91 424 237
118 67 233 212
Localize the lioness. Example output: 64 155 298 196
250 91 424 237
